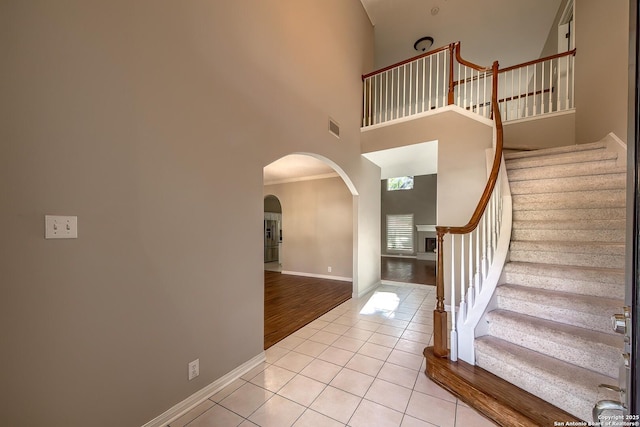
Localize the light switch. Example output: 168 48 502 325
45 215 78 239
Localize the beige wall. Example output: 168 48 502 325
264 177 353 279
0 1 374 426
575 0 629 143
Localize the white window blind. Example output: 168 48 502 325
386 214 414 252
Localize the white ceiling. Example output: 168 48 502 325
361 0 563 70
363 141 438 179
264 0 563 182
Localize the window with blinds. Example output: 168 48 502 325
386 214 414 252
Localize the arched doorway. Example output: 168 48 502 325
263 153 359 348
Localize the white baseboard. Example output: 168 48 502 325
141 352 266 427
281 270 352 282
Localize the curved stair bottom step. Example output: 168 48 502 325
475 336 620 422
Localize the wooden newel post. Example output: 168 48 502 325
447 43 455 105
433 230 449 358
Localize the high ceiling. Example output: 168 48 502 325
361 0 563 70
264 0 564 183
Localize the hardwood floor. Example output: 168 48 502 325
381 257 436 285
264 271 352 349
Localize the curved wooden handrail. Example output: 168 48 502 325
433 60 503 358
436 61 502 237
362 44 453 80
455 42 493 73
499 48 576 73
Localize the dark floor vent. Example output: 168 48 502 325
329 118 340 138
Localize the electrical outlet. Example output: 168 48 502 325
328 266 332 273
188 359 199 381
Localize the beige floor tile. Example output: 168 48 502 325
277 335 307 350
455 404 499 426
331 336 366 352
309 330 341 345
168 399 215 427
210 378 248 403
293 327 320 339
309 386 362 424
343 327 374 341
394 338 427 355
317 346 355 366
300 359 342 383
293 409 345 427
387 349 424 370
353 320 381 331
375 325 406 338
401 330 431 345
377 362 419 389
368 332 400 348
406 322 434 334
294 340 329 358
219 382 274 418
364 378 412 413
248 395 305 427
413 374 457 403
384 319 410 329
405 391 456 427
349 399 403 427
249 365 296 393
400 414 437 427
187 404 244 427
323 323 351 335
329 368 375 397
344 353 385 377
357 342 393 361
265 346 290 364
278 374 327 407
272 351 314 373
240 363 268 381
333 315 359 327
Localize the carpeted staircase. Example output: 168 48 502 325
474 141 626 421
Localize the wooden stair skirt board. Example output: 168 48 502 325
424 347 583 427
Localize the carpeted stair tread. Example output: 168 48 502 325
505 150 618 171
513 207 626 221
503 141 606 160
485 309 623 377
475 336 619 421
507 162 625 182
502 262 625 299
512 189 626 211
496 284 623 334
511 220 625 242
509 172 626 195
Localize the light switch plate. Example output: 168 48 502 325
45 215 78 239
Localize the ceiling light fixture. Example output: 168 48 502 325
414 36 434 52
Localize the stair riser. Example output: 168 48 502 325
510 174 626 195
487 319 619 377
507 159 620 181
511 229 626 243
513 208 627 221
503 271 625 299
496 296 617 335
509 250 624 269
475 348 594 421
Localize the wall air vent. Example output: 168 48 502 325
328 118 340 138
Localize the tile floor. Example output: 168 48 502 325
169 283 498 427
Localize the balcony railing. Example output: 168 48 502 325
362 43 576 127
